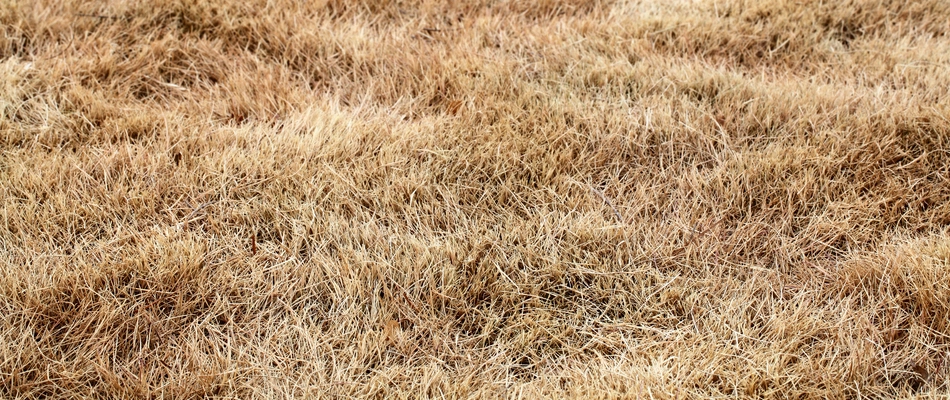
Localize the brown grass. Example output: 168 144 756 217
2 0 950 398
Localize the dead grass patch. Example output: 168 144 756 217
2 0 950 398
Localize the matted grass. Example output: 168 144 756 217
2 0 950 398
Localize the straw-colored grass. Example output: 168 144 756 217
2 0 950 398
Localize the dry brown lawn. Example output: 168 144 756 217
2 0 950 398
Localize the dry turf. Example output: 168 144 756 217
2 0 950 398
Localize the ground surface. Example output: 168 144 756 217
2 0 950 398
